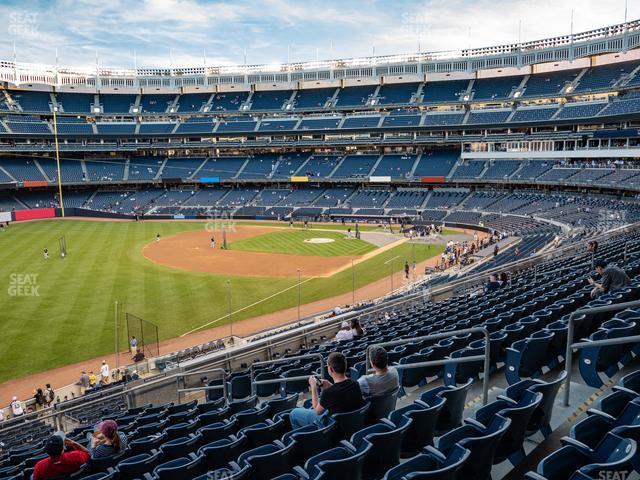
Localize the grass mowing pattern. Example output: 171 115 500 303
0 220 443 383
227 229 375 257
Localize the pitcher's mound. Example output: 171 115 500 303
303 238 335 244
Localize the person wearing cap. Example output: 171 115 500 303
9 396 23 417
589 259 631 298
32 432 90 480
87 420 128 458
334 320 354 341
100 361 110 384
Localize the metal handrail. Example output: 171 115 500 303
365 327 491 405
0 386 129 435
175 368 227 404
563 299 640 406
250 353 325 396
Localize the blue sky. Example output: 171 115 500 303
0 0 637 69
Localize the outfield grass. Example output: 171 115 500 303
228 230 375 256
0 220 443 384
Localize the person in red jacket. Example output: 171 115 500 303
32 432 90 480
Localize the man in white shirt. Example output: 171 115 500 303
10 396 23 417
334 321 354 341
100 361 110 384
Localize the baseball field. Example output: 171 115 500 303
0 218 447 387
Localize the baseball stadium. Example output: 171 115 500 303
2 2 640 479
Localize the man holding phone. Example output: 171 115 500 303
588 259 630 298
289 352 364 429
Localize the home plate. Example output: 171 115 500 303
304 238 335 244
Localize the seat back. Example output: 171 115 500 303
332 403 371 440
368 390 399 421
308 442 372 480
198 435 246 472
390 397 445 457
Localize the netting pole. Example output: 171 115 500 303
351 258 355 304
227 279 233 340
297 268 301 321
52 109 65 217
114 301 119 370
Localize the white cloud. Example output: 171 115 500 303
0 0 637 68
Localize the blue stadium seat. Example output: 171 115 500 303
238 418 286 449
233 404 271 429
159 434 201 460
436 415 511 480
281 419 337 466
349 416 412 479
198 435 247 472
115 451 162 480
292 440 372 480
389 397 446 458
382 444 471 480
472 390 543 465
420 379 473 433
152 454 204 480
503 371 567 437
237 440 296 480
261 393 299 416
254 371 281 397
198 406 231 426
127 433 167 455
164 420 199 440
579 319 637 387
332 403 371 440
526 432 636 480
568 399 640 450
197 418 238 444
620 370 640 393
505 330 555 384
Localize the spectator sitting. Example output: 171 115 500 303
289 352 364 429
334 321 354 341
32 432 90 480
499 272 509 287
589 259 631 298
485 274 501 293
358 346 399 401
10 396 23 417
350 319 364 338
87 420 128 458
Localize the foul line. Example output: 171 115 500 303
384 255 402 265
180 276 316 337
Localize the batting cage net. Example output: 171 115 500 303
126 313 160 360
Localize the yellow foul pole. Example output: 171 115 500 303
52 109 64 217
